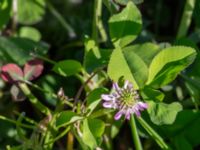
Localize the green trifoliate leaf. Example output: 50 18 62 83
147 101 182 125
109 1 142 48
147 46 196 88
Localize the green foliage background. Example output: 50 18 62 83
0 0 200 150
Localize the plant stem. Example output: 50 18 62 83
19 83 51 115
73 68 103 106
130 115 143 150
103 135 113 150
12 0 18 33
30 53 56 65
137 117 170 150
14 111 38 125
67 131 74 150
177 0 196 38
0 115 35 129
44 126 70 145
25 81 74 108
46 1 76 38
92 0 107 43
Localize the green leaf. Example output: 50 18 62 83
53 60 82 77
115 0 144 5
88 119 105 138
17 0 46 24
86 88 108 115
141 87 165 102
111 119 123 138
123 43 161 66
155 110 200 147
84 49 112 73
173 136 193 150
109 1 142 47
0 0 12 29
147 101 182 125
0 36 49 65
82 119 97 149
108 47 148 89
147 46 196 88
19 26 41 41
56 111 82 128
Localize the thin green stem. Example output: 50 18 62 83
19 83 51 115
177 0 196 38
14 111 38 126
0 115 35 129
102 0 117 14
30 53 56 65
137 117 170 150
46 1 76 38
16 112 28 141
130 115 143 150
44 126 70 145
92 0 107 43
103 135 113 150
25 81 74 108
92 0 99 42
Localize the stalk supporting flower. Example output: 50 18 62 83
101 80 148 120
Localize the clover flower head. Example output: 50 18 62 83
101 80 148 120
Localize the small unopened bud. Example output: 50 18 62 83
57 87 65 98
38 114 52 131
57 87 68 100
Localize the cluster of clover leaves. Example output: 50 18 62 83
0 1 197 150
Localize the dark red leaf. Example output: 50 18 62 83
0 64 23 83
23 59 44 81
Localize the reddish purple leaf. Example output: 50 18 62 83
0 64 23 83
23 59 44 81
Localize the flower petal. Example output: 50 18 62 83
103 102 113 108
125 110 131 120
134 110 141 117
124 80 129 89
137 102 148 110
101 94 114 101
113 82 120 92
114 111 123 120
